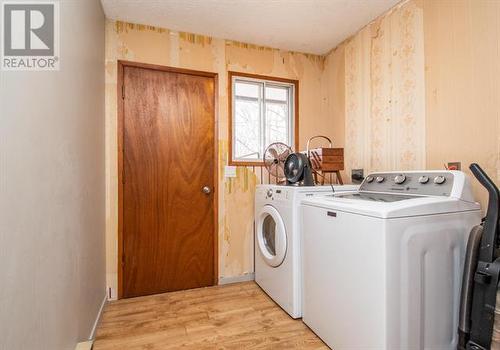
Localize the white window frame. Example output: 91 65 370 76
230 74 296 165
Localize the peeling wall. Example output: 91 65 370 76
326 0 426 178
325 0 500 210
105 20 332 296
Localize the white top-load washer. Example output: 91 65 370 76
301 171 481 350
255 184 358 319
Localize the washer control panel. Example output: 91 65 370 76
360 172 455 196
261 187 288 201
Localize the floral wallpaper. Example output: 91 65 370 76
344 0 425 176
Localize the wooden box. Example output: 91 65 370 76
309 148 344 172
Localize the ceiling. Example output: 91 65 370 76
100 0 401 55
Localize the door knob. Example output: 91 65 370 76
202 186 211 194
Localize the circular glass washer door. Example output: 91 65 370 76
256 205 287 267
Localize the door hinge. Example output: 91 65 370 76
121 84 125 99
121 254 125 266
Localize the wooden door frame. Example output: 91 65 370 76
117 60 219 299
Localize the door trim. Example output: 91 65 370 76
117 60 219 299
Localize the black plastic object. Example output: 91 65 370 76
284 153 315 186
470 164 500 262
459 225 483 349
458 163 500 350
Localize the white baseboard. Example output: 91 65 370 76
218 273 255 285
75 341 93 350
89 292 107 340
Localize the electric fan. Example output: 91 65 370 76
284 153 315 186
263 142 293 182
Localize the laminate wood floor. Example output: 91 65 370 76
93 281 328 350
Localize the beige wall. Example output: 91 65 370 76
325 0 500 209
423 0 500 208
105 21 333 296
323 44 347 151
0 1 106 349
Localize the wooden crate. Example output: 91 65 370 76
309 147 344 172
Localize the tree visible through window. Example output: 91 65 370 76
230 73 296 165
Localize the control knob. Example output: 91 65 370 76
434 175 446 185
418 175 429 184
365 176 374 183
267 189 273 197
394 174 406 184
376 176 385 183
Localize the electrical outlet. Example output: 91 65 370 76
447 162 461 171
351 169 364 184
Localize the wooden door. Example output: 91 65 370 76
120 63 216 298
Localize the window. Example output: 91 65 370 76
229 72 297 165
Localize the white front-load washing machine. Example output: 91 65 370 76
301 171 481 349
254 184 358 319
